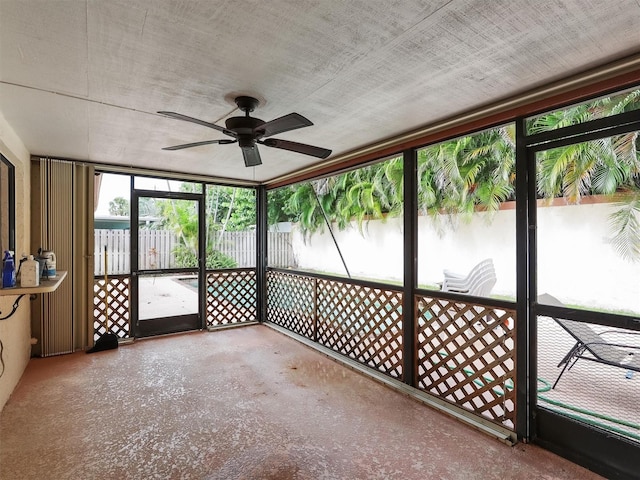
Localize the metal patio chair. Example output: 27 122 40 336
538 293 640 389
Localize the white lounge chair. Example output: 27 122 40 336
442 258 496 297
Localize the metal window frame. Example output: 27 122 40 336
523 106 640 479
0 153 15 253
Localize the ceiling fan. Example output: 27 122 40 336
158 96 332 167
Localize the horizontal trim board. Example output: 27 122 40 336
414 288 517 311
133 189 203 200
528 120 640 154
34 156 260 188
206 321 259 332
525 110 640 147
534 304 640 331
267 267 403 292
136 314 199 337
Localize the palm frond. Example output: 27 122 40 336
612 131 640 173
608 198 640 262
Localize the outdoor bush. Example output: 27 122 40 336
206 250 237 269
172 245 237 269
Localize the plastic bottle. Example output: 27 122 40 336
2 250 16 288
16 253 28 280
20 255 40 287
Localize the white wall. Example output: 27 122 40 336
0 111 31 411
292 201 640 315
536 202 639 314
292 216 405 282
416 209 517 293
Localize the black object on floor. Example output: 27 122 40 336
86 333 118 353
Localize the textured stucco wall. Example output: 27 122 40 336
0 111 31 412
292 202 640 315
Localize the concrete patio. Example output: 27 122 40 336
134 274 640 442
138 275 198 320
0 325 602 479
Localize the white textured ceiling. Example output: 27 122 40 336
1 0 640 183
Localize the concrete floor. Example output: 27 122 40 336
0 325 602 480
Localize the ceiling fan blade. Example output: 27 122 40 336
162 139 237 151
158 111 235 136
258 113 313 138
241 146 262 167
262 138 332 159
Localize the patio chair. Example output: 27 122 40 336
538 293 640 389
440 259 499 332
442 258 496 297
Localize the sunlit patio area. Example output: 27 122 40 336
138 275 198 320
537 315 640 442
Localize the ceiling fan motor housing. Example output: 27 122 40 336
225 116 266 137
234 95 260 113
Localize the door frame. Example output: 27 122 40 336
130 186 206 338
523 110 640 478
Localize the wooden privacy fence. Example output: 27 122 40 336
217 231 255 267
94 229 131 274
94 229 176 274
138 229 177 270
94 229 294 274
268 232 295 267
213 231 294 267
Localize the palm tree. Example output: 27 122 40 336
417 126 515 222
160 198 199 268
530 89 640 261
283 181 326 239
336 159 403 233
285 157 406 237
277 89 640 260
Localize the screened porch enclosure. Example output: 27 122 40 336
90 85 640 480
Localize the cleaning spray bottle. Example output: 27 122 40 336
2 250 16 288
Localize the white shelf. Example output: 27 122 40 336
0 271 67 296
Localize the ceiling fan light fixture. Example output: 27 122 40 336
238 135 256 150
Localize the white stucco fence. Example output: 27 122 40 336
291 201 640 315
